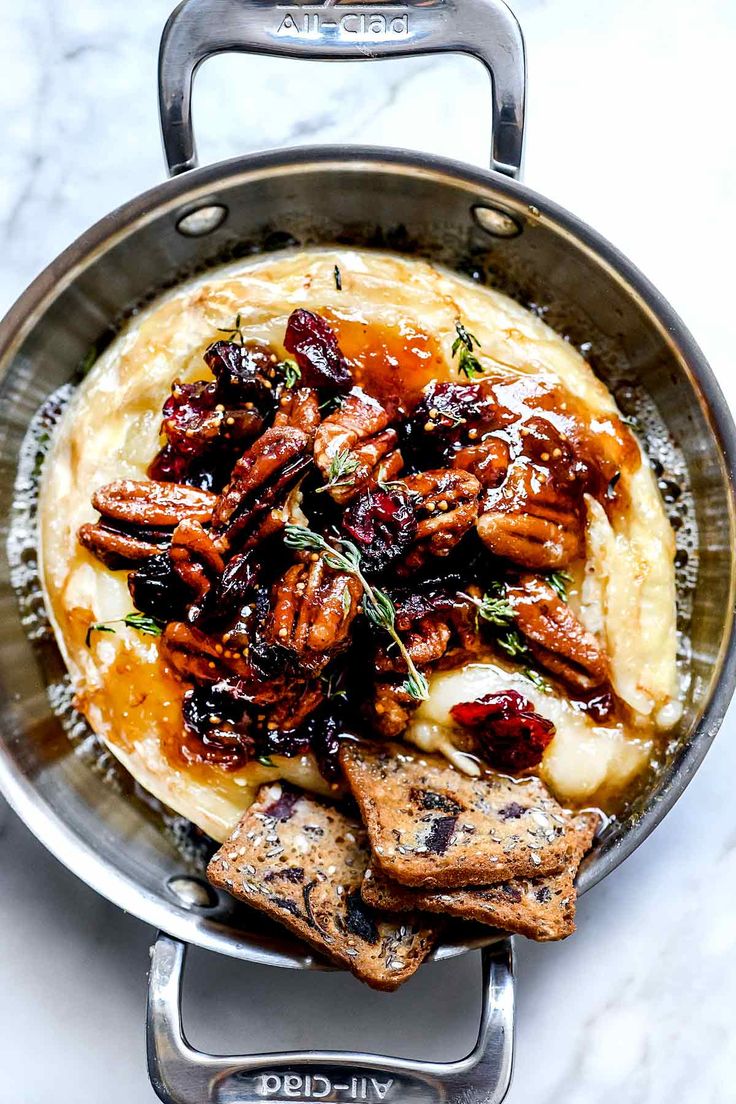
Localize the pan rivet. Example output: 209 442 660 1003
176 203 228 237
471 204 522 239
167 875 218 909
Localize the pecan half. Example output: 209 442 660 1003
370 681 417 738
451 436 510 488
313 391 402 503
160 622 251 684
265 560 363 673
507 574 608 690
400 468 480 570
374 615 451 675
78 523 163 569
170 519 225 605
91 479 216 528
211 426 312 549
477 417 585 569
273 387 321 439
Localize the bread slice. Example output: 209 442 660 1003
361 813 598 941
340 741 572 888
206 783 439 990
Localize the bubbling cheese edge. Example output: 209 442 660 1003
38 247 680 835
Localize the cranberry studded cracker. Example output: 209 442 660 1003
206 783 438 990
362 813 598 941
340 741 572 889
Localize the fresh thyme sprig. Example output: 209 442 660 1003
451 321 485 380
283 525 429 700
85 612 163 648
547 570 572 601
315 448 360 495
461 589 515 628
217 312 245 345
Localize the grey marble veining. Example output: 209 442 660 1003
0 1 735 1101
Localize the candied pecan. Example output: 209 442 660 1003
211 426 312 549
265 560 363 673
477 417 585 569
160 622 251 684
374 615 451 675
399 468 480 569
451 436 510 488
507 574 608 690
273 386 321 438
283 309 352 390
371 681 417 738
313 391 402 504
260 681 325 734
91 479 216 528
78 522 163 569
169 519 225 605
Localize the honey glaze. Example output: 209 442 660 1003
326 311 445 418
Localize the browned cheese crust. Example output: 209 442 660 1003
361 813 598 941
340 741 573 888
206 783 439 990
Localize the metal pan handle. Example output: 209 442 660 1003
147 933 515 1104
158 0 526 178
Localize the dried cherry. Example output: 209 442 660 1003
128 552 191 622
283 309 352 391
450 689 555 772
181 680 254 770
342 486 417 573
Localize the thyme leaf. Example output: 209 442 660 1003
547 570 572 602
452 320 485 380
314 448 359 495
334 264 343 291
523 667 551 693
217 312 245 344
279 358 301 389
283 525 429 700
462 589 514 628
497 629 529 659
85 612 164 648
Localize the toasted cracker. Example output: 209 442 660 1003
340 741 572 888
362 813 598 941
206 783 438 990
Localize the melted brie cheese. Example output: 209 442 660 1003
39 248 680 835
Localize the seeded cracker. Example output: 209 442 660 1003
340 741 572 888
206 783 439 990
362 813 598 941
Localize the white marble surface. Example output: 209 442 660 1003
1 0 735 1101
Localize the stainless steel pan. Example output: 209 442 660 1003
0 2 734 1102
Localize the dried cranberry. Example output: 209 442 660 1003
148 443 190 483
128 552 191 622
203 340 276 407
161 380 221 457
572 684 615 723
404 380 513 467
261 785 300 821
342 487 417 574
283 309 352 391
450 689 555 773
181 680 254 770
